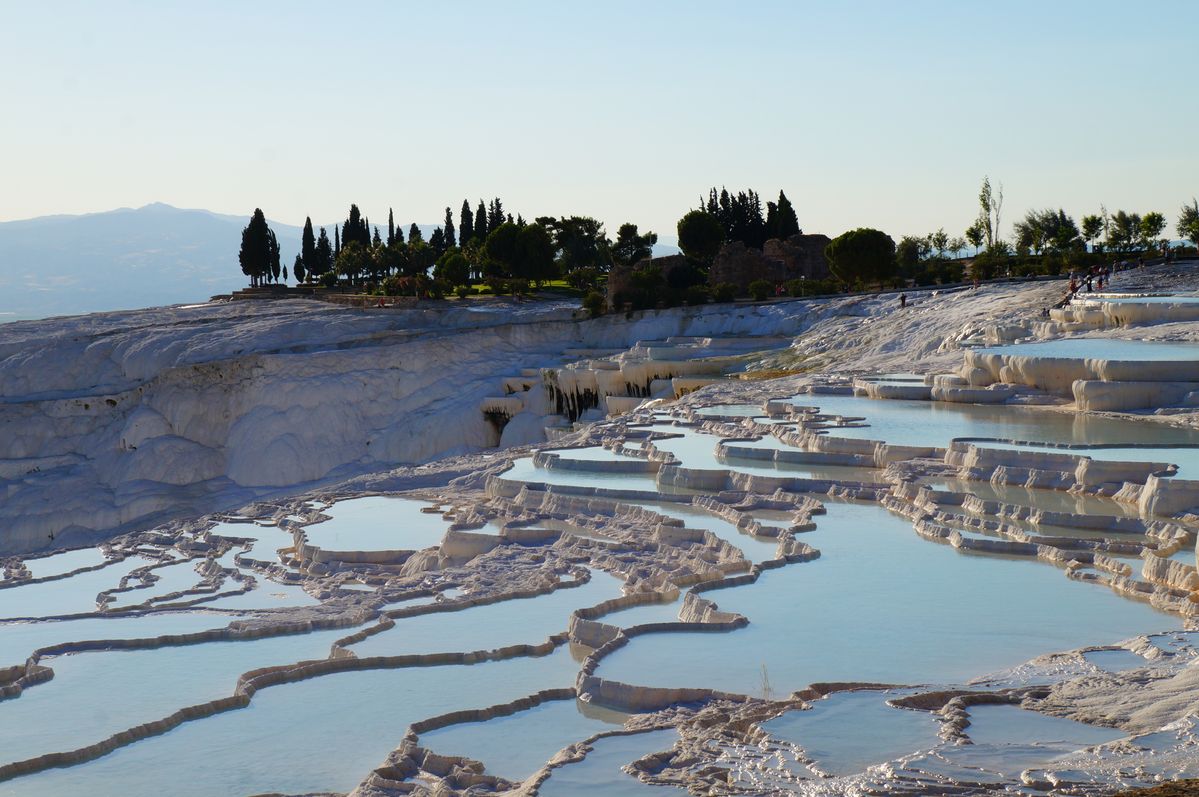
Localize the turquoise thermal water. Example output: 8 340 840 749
303 497 449 552
19 547 109 579
0 647 581 797
538 729 682 796
0 556 154 619
597 502 1171 696
694 405 764 417
347 571 624 657
597 595 682 627
967 441 1199 478
198 572 322 610
105 557 207 609
637 425 885 483
501 457 665 492
547 445 641 461
0 612 236 667
628 502 780 564
419 698 625 781
958 704 1127 772
206 520 291 553
1081 294 1199 303
760 690 941 775
788 394 1199 448
0 627 348 769
1083 648 1149 672
980 338 1199 360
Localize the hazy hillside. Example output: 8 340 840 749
0 203 680 322
0 204 303 321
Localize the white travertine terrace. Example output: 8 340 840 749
6 263 1199 795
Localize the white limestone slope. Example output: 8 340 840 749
0 297 826 555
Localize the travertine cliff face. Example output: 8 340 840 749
0 298 814 554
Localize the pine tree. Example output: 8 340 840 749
409 222 424 243
387 208 395 246
430 227 445 256
301 217 316 277
394 223 405 244
459 200 474 246
444 207 456 248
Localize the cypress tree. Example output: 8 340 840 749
301 217 316 276
283 264 289 283
315 227 333 276
238 208 274 287
430 227 445 256
474 200 487 243
409 222 424 243
776 190 800 238
267 228 281 283
334 226 340 257
293 252 306 284
459 200 473 246
373 226 382 247
488 198 505 233
444 207 456 248
387 208 395 246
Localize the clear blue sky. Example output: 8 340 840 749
3 0 1196 241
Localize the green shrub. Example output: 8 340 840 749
583 290 606 318
455 284 472 299
510 278 530 296
685 285 711 305
484 276 507 295
748 279 773 301
713 282 737 303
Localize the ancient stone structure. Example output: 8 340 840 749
708 233 832 294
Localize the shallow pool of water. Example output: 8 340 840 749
1083 648 1148 672
19 547 109 580
502 457 662 493
420 698 625 781
598 503 1172 696
1079 294 1199 304
981 339 1199 361
789 394 1199 448
106 557 207 609
348 571 624 657
695 405 764 417
0 557 154 620
761 690 940 775
628 502 779 564
0 647 582 797
0 612 236 667
303 497 449 552
539 728 682 796
971 441 1199 478
945 704 1128 776
0 626 348 770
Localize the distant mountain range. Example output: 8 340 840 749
0 203 680 322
